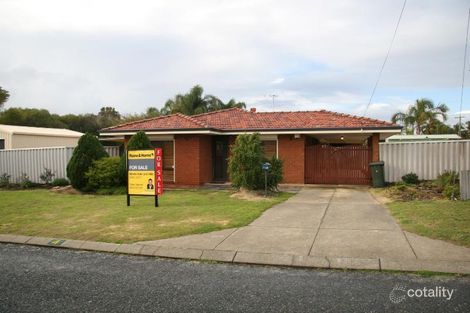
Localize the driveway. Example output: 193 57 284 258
139 187 470 263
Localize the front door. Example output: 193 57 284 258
213 137 229 182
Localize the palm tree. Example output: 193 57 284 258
160 85 246 115
161 85 209 115
391 98 449 134
207 98 246 112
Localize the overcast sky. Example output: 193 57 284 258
0 0 469 123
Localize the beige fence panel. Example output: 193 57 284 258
379 140 470 182
461 170 470 200
0 146 120 183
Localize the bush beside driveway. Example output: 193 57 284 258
0 189 292 243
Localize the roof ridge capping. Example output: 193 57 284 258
102 114 174 131
315 109 396 126
191 107 245 118
174 112 210 128
103 112 212 131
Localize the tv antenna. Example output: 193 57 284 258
268 94 278 111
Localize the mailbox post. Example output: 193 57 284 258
262 162 271 197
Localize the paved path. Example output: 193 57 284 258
2 244 469 313
138 187 470 271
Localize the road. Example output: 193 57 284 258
0 244 469 312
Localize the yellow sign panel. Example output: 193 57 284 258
128 171 155 195
127 149 156 196
128 150 155 160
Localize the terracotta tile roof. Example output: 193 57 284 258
103 113 209 131
103 108 399 132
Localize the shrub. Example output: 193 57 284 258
228 133 264 190
443 185 460 200
19 172 33 189
66 133 108 190
436 170 459 189
85 157 121 191
265 156 283 191
39 167 55 185
0 173 10 187
394 181 408 191
228 133 284 191
119 131 153 185
401 172 419 184
51 178 69 186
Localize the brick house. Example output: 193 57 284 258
99 108 401 186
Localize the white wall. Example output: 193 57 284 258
380 140 470 182
11 134 80 149
0 146 120 183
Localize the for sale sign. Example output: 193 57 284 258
155 148 163 195
127 150 156 196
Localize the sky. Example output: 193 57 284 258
0 0 469 123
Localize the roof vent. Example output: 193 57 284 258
250 108 257 113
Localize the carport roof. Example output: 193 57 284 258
101 108 401 134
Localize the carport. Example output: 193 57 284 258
304 133 377 185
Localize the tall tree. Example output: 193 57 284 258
160 85 245 115
207 98 246 112
98 106 121 128
0 86 9 110
0 107 66 128
60 113 101 134
145 107 160 118
161 85 209 115
391 98 449 134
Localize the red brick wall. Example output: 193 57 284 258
370 133 380 162
175 135 201 185
199 135 213 184
278 135 305 184
174 135 213 185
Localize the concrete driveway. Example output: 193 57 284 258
139 187 470 265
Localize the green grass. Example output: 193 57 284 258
0 189 292 243
387 200 470 247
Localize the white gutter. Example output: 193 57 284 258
100 128 401 137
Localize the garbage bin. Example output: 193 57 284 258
369 161 385 188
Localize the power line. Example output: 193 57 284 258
458 8 470 136
363 0 407 116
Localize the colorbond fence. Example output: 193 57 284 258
0 146 120 183
461 170 470 200
379 140 470 182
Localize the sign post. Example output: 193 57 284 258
127 148 163 207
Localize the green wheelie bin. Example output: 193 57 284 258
369 161 385 188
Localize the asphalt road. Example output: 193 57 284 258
0 244 469 313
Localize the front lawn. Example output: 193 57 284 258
0 189 292 243
387 200 470 247
371 188 470 247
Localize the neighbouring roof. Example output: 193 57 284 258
386 134 461 142
102 108 400 133
0 124 83 137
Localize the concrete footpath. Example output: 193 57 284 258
1 187 469 274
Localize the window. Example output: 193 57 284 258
0 139 4 150
151 141 174 182
261 140 277 158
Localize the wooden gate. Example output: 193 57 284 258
305 145 372 185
